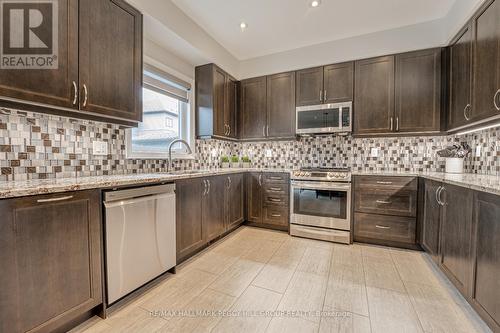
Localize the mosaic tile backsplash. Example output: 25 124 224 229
0 107 498 181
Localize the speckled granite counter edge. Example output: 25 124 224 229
1 168 499 199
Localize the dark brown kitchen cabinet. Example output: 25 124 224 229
202 176 225 242
296 67 324 106
448 24 473 130
472 191 500 332
471 0 500 123
354 56 395 135
439 184 475 297
176 178 204 262
246 172 263 223
0 1 79 110
240 76 267 139
195 64 238 139
225 173 245 231
0 190 102 333
421 179 443 262
323 62 354 103
267 72 296 138
395 48 442 133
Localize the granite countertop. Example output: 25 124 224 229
0 168 499 199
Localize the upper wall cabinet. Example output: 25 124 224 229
0 0 143 126
354 49 442 136
296 62 354 106
195 64 238 139
239 76 267 139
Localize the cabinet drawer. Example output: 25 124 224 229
263 173 289 184
263 206 289 226
263 193 288 206
355 176 417 191
264 183 289 196
354 213 416 244
355 190 417 217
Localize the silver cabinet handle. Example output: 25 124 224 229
263 125 266 137
224 124 227 136
438 186 445 206
464 104 471 121
258 174 262 186
269 187 282 192
435 186 441 205
202 179 207 196
271 214 282 218
375 225 391 229
266 125 269 137
82 84 88 107
494 89 500 111
269 176 282 180
324 90 327 102
390 117 393 131
228 125 231 136
319 89 323 102
396 117 399 131
228 176 232 188
37 195 74 203
72 81 78 105
376 181 393 185
376 200 392 204
207 179 211 195
268 197 282 203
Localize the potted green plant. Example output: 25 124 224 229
230 155 240 168
241 156 251 168
221 156 230 168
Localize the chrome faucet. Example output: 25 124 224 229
167 139 193 172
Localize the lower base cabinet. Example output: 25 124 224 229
225 173 245 230
421 179 442 262
0 190 103 333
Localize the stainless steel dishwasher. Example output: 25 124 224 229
104 183 176 304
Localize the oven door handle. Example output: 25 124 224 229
291 182 351 192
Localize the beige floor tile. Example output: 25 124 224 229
252 263 296 294
208 258 264 297
366 287 423 333
325 263 369 316
277 271 328 323
404 281 487 333
212 285 282 333
267 239 307 269
185 250 239 275
241 239 283 263
297 247 332 276
360 244 393 265
137 268 218 312
331 244 363 269
69 317 113 333
158 288 236 333
391 250 441 287
267 316 319 333
319 308 371 333
363 259 406 293
104 306 168 333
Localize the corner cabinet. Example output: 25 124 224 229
421 179 442 262
0 190 103 333
0 0 143 126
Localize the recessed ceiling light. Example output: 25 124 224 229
311 0 321 7
240 22 247 30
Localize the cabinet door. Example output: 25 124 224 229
225 174 244 230
267 72 296 138
473 192 500 331
296 67 324 106
354 56 395 135
213 67 226 137
176 178 204 261
79 0 143 122
225 76 238 138
324 62 354 103
240 77 267 139
472 0 500 122
440 184 474 297
421 179 442 262
203 176 225 242
449 24 473 130
395 49 442 133
0 191 102 333
0 0 78 109
246 172 263 223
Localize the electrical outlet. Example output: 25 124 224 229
266 149 272 158
475 145 482 157
92 141 108 156
371 147 379 158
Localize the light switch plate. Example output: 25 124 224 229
371 147 379 158
92 141 108 156
475 145 481 157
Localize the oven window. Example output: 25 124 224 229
297 108 340 130
293 188 347 219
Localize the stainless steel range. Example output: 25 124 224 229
290 168 352 244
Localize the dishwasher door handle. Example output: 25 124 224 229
104 192 173 208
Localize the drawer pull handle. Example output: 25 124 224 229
375 200 392 204
269 198 282 202
375 225 391 230
37 195 74 203
269 187 282 191
376 181 393 185
269 176 283 180
271 214 282 218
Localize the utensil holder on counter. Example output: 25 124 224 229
445 157 464 174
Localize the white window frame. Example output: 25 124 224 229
126 75 195 160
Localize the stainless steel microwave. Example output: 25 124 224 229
296 101 352 135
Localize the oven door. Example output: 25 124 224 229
296 102 352 135
291 181 351 231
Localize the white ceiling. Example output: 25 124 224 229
172 0 457 60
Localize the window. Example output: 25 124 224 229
126 64 193 159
